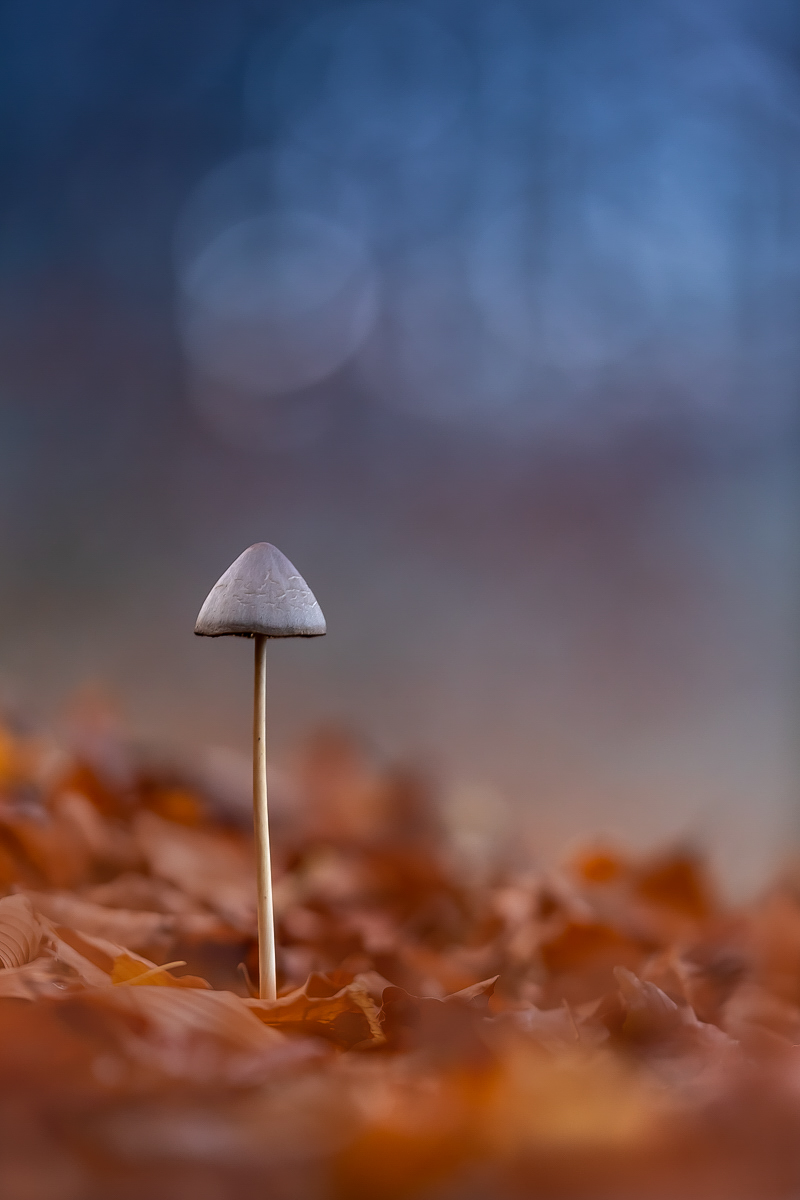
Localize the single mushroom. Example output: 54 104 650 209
195 542 326 998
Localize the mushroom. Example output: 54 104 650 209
195 543 326 998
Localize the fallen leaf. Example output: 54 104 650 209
248 972 384 1049
111 953 211 990
634 851 715 922
134 812 256 933
97 986 291 1084
0 956 82 999
82 871 199 914
0 893 42 967
613 966 685 1044
0 804 93 888
0 715 797 1200
52 790 139 871
24 890 176 956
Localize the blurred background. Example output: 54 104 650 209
0 0 796 893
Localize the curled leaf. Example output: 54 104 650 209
0 894 42 968
248 972 384 1049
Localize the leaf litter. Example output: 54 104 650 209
0 719 798 1198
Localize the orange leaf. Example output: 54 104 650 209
572 846 629 885
248 972 384 1049
541 920 643 975
111 953 210 989
634 852 714 921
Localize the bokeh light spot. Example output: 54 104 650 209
178 211 377 395
246 2 470 159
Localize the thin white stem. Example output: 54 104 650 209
253 633 277 1000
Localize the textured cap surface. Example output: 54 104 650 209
195 543 326 638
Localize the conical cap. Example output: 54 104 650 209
195 543 326 638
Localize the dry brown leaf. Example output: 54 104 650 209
79 875 237 944
633 851 715 922
510 1003 588 1049
541 920 644 977
52 790 139 870
614 966 686 1043
24 890 176 955
82 871 199 914
44 930 114 987
0 956 83 999
0 893 42 968
539 919 647 1005
97 986 293 1084
0 804 95 888
2 718 800 1200
445 976 499 1006
134 811 256 933
248 972 384 1049
104 985 283 1049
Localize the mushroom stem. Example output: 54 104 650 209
253 633 277 1000
196 542 325 999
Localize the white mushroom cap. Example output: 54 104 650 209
195 543 326 638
